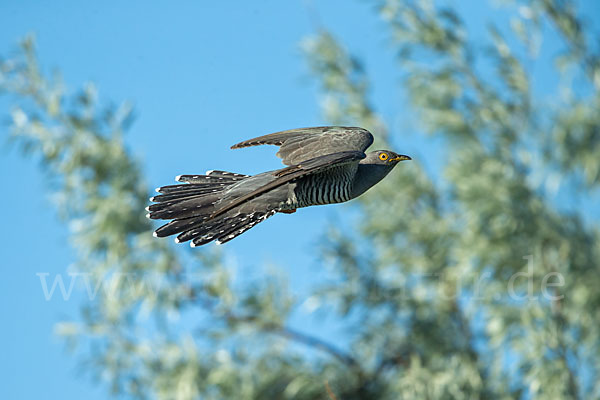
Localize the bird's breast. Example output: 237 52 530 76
293 164 357 208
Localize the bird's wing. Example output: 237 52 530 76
211 150 365 218
230 126 374 166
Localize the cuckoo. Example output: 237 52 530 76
147 126 411 246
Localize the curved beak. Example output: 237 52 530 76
390 154 411 162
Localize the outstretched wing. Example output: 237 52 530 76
230 126 373 166
211 150 365 218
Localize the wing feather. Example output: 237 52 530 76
230 126 373 165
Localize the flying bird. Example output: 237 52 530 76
147 126 410 247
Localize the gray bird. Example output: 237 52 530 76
147 126 410 246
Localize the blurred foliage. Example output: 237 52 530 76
2 0 599 399
304 0 600 399
0 37 338 400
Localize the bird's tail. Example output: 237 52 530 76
147 170 276 246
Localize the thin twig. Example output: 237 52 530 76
189 290 359 369
325 380 338 400
270 325 358 368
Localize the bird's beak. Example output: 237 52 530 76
390 155 411 162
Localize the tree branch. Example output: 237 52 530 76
266 324 358 368
189 288 359 369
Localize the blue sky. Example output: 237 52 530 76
0 1 408 398
1 1 598 399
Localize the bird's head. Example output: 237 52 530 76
351 150 411 198
364 150 411 167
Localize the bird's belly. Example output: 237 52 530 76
293 167 354 208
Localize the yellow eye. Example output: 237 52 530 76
379 153 389 161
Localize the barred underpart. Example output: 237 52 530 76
293 164 357 207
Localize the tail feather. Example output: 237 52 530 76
149 193 222 220
156 182 232 194
204 170 249 179
189 217 235 246
176 171 249 183
154 215 209 238
214 210 276 245
188 210 276 247
148 170 281 246
150 187 223 203
178 215 237 246
175 221 212 243
148 174 240 220
148 198 204 213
